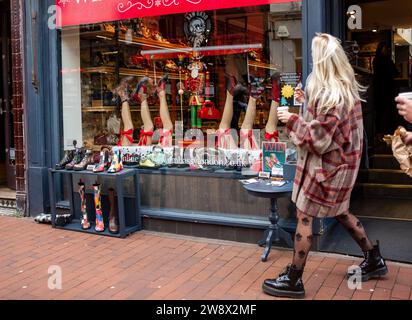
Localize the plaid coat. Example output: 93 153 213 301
286 101 363 217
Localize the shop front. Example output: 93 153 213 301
23 0 335 245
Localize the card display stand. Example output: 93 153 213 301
48 168 141 238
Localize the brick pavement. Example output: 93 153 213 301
0 216 411 300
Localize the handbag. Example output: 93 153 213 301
391 126 412 177
197 100 221 120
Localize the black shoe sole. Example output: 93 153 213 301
262 283 305 299
347 266 388 282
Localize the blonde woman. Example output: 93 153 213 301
263 33 387 299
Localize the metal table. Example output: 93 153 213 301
242 180 294 262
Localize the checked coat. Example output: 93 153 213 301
285 101 363 218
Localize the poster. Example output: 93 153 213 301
280 72 302 107
262 142 286 177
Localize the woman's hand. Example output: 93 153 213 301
278 111 294 124
294 87 305 104
396 96 412 124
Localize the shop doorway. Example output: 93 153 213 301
0 0 16 206
343 0 412 221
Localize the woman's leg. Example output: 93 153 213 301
265 101 279 142
291 210 314 270
337 212 388 281
262 209 312 298
336 212 373 251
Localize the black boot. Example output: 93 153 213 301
347 241 388 281
262 265 305 299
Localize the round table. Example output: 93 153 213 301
242 180 294 262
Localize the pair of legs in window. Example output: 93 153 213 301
217 73 282 150
114 75 174 147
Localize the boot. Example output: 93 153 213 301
108 188 119 234
108 149 124 173
93 183 105 232
55 150 74 170
347 241 388 281
93 150 110 173
65 148 85 170
78 182 91 230
262 265 305 299
74 150 94 171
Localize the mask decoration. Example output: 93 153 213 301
184 11 212 48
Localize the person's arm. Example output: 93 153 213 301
285 107 341 156
396 96 412 124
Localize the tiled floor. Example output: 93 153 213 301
0 216 411 300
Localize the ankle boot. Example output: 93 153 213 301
93 184 105 232
347 241 388 281
262 265 305 299
108 188 119 234
108 149 123 173
78 182 91 230
55 150 74 170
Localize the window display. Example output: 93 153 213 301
59 2 302 175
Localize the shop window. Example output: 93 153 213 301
59 2 302 178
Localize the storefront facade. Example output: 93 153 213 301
20 0 359 244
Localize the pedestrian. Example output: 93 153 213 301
262 33 388 299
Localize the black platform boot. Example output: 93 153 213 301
262 265 305 299
347 241 388 281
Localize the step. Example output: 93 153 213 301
350 197 412 220
354 183 412 199
370 155 400 170
358 169 412 185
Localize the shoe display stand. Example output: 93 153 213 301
48 168 141 238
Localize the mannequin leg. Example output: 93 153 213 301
140 95 154 146
135 77 154 146
217 91 237 149
240 97 259 150
264 101 279 142
158 76 173 147
113 78 134 146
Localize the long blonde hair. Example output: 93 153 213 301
306 33 366 113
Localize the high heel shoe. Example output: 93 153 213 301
132 76 153 102
156 74 169 95
113 76 132 103
55 150 74 170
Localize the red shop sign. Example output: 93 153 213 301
56 0 299 27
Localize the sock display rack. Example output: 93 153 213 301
48 168 141 238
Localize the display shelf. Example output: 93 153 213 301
80 30 189 51
82 66 181 80
82 106 160 113
48 168 141 238
56 219 140 238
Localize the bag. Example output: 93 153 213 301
197 100 221 120
391 126 412 177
